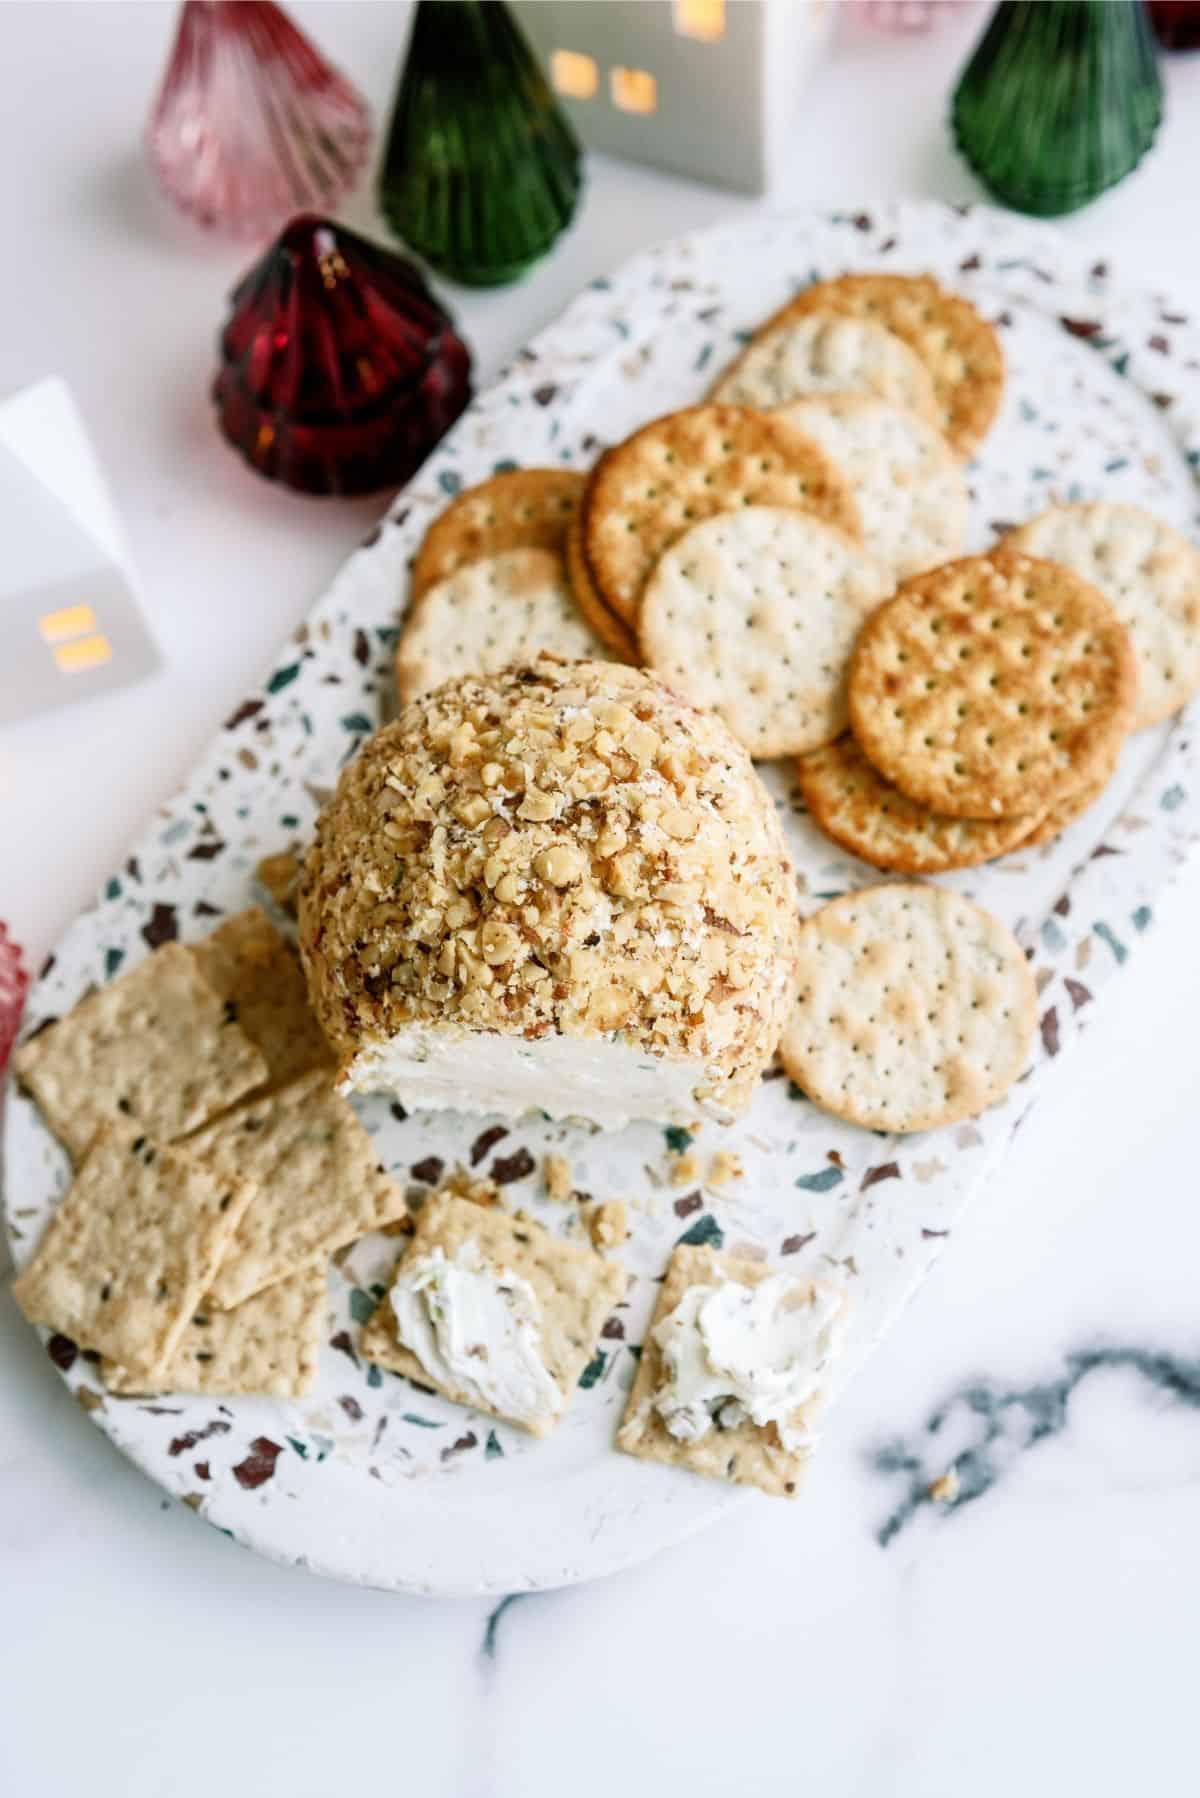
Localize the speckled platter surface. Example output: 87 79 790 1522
6 202 1200 1596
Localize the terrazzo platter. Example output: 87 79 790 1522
6 202 1200 1596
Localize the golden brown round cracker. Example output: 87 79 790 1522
411 468 585 599
779 883 1037 1134
640 507 893 759
796 735 1044 873
847 553 1137 819
709 314 940 430
582 405 861 627
765 275 1005 460
1016 739 1122 849
999 502 1200 729
564 505 641 663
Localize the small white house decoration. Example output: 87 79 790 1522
0 379 159 728
513 0 833 193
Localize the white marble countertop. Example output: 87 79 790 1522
4 5 1200 1793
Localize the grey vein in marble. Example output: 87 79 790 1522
482 1592 532 1663
872 1346 1200 1547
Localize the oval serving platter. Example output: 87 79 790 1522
5 201 1200 1597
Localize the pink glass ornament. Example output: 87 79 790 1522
860 0 971 32
0 922 28 1077
146 1 371 238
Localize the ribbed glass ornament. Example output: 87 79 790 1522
213 215 472 496
378 0 583 288
147 1 371 238
951 0 1163 217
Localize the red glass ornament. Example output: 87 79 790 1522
0 922 29 1077
214 215 473 496
1146 2 1200 49
147 1 371 238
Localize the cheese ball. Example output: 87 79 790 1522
298 656 799 1128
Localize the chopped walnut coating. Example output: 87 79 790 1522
298 657 800 1116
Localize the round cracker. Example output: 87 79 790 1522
999 502 1200 729
709 314 940 430
395 547 611 702
777 393 968 580
779 883 1037 1134
411 468 585 599
848 552 1137 819
796 735 1043 873
1016 738 1122 849
765 275 1005 460
640 507 893 759
583 405 861 627
564 506 640 663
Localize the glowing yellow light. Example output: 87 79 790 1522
673 0 725 42
610 67 658 115
551 48 598 100
55 634 112 674
39 603 97 644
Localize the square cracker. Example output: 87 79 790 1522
189 906 331 1090
12 943 269 1163
360 1191 627 1437
11 1121 257 1377
616 1245 840 1498
103 1265 327 1398
199 1070 406 1310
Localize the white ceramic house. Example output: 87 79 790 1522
0 380 159 728
513 0 833 194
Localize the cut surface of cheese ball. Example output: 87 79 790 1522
298 656 800 1128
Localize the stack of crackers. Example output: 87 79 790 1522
394 272 1200 876
10 909 406 1398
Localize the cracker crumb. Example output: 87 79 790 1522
928 1468 959 1504
543 1153 573 1203
441 1165 499 1209
669 1151 701 1187
708 1149 744 1187
256 850 302 916
585 1199 628 1252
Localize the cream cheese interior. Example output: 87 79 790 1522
653 1276 843 1451
346 1023 719 1129
389 1240 562 1430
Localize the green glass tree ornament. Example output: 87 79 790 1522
951 0 1163 217
378 0 583 287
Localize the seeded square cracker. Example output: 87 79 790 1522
361 1190 627 1436
12 943 269 1163
199 1069 406 1309
104 1265 326 1398
616 1245 841 1498
11 1121 257 1377
190 906 331 1090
